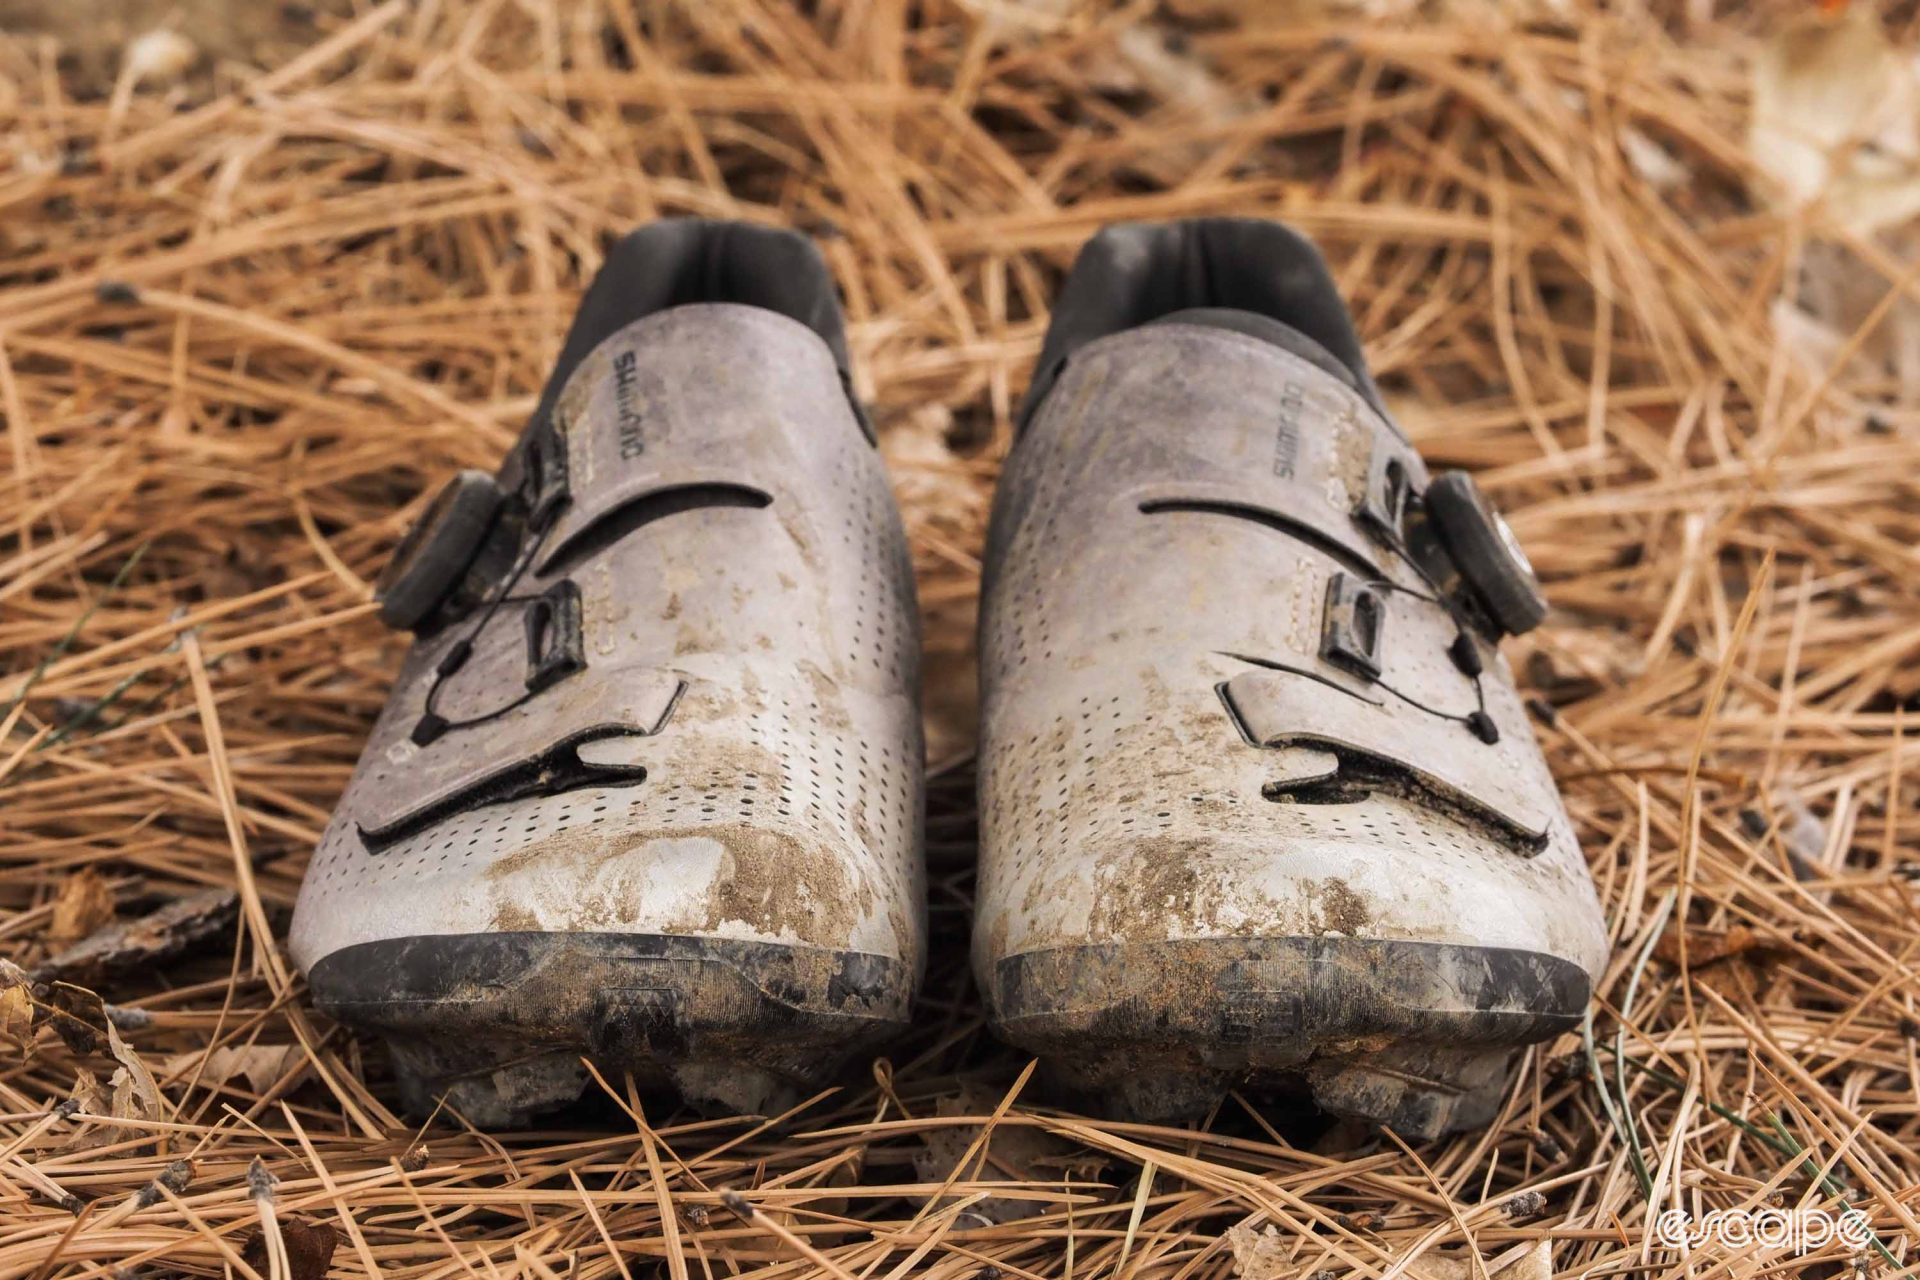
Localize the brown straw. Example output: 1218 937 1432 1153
2 2 1918 1276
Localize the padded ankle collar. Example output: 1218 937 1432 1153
534 219 864 438
1021 218 1386 428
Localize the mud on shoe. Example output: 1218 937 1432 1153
974 218 1608 1138
291 221 924 1125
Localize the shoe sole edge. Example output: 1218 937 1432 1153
308 931 913 1123
989 935 1588 1137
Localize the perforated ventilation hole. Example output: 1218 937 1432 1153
978 692 1523 887
307 392 922 927
970 355 1566 898
991 404 1088 675
835 460 917 686
310 680 917 905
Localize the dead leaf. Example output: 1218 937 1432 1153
1407 1240 1553 1280
241 1217 339 1280
1295 1240 1552 1280
47 868 115 945
38 887 239 984
68 1069 108 1113
1485 1241 1551 1280
1792 236 1920 403
1753 7 1920 403
911 1083 1102 1225
97 1020 164 1148
65 1023 163 1151
107 1021 160 1112
66 1069 113 1150
1226 1221 1289 1279
1751 7 1920 236
40 982 109 1056
165 1043 306 1094
1768 292 1851 384
1500 1241 1552 1280
1653 923 1764 968
0 967 33 1043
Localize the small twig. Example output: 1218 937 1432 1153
719 1190 860 1280
249 1155 290 1280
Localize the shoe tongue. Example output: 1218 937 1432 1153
1146 307 1361 390
534 220 854 441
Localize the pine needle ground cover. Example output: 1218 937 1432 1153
2 3 1918 1276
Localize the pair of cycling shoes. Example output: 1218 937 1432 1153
289 218 1608 1138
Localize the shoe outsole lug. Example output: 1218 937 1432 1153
310 931 912 1124
991 935 1586 1139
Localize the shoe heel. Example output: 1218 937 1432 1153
385 1032 803 1126
1304 1042 1518 1139
387 1037 590 1127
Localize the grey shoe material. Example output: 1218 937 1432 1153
376 220 872 638
293 222 924 1120
976 218 1607 1137
1020 218 1388 426
1148 308 1364 391
531 218 865 439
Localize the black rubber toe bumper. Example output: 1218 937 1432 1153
309 932 913 1123
989 935 1590 1137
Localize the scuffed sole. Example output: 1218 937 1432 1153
308 932 913 1127
989 935 1588 1139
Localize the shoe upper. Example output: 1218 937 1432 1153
975 221 1609 1003
292 227 924 990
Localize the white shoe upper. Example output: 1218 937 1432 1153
292 305 924 975
975 320 1609 988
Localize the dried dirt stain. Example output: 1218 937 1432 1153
484 818 870 944
1315 877 1370 935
